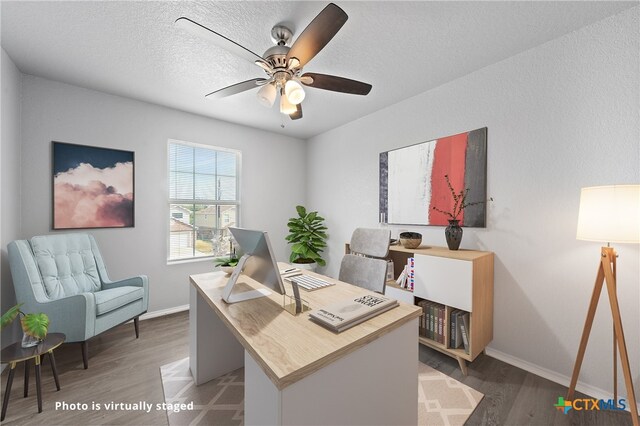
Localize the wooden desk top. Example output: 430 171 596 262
190 264 421 390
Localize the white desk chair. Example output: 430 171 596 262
339 228 391 294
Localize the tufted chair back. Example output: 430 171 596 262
29 234 103 300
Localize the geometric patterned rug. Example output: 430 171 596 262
160 357 483 426
417 362 484 425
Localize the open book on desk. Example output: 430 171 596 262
309 294 399 333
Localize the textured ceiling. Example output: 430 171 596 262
1 1 635 139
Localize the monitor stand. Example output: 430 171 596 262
221 254 272 304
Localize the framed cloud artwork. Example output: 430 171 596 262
379 127 487 227
52 142 135 229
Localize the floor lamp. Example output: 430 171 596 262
568 184 640 426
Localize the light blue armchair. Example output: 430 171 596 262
8 233 148 369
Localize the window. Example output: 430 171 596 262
168 140 240 261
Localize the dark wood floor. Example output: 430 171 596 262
420 345 633 426
1 311 634 425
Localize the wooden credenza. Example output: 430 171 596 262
347 243 494 375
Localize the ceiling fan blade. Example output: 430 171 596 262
289 104 303 120
300 73 372 95
205 78 267 99
175 17 265 64
286 3 348 68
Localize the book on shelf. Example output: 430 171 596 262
418 300 427 336
458 311 470 354
386 260 395 281
432 304 438 341
309 294 399 333
427 302 434 340
407 257 415 291
438 306 444 344
396 265 407 288
449 309 461 349
418 300 447 343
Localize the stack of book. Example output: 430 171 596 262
395 257 415 291
449 309 470 354
309 294 399 333
417 300 446 344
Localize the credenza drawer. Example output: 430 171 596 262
413 254 472 311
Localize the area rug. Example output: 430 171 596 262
160 358 483 426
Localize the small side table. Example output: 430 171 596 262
1 332 65 421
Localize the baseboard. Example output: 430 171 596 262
139 304 189 321
485 347 640 413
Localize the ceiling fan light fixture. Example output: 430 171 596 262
257 83 277 107
255 59 273 74
280 91 297 115
285 79 306 105
287 57 301 70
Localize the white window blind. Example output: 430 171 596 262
168 140 240 261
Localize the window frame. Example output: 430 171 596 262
167 139 242 264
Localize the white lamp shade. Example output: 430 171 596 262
279 92 297 114
576 185 640 244
256 83 276 108
285 79 305 105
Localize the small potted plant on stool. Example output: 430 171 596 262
1 303 50 348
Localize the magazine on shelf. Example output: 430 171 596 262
309 294 399 333
396 265 407 288
386 260 395 281
459 311 470 354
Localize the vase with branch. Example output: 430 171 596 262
432 174 492 250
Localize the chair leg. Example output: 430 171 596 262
81 341 88 369
134 316 139 339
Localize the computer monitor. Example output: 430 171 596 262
221 227 286 304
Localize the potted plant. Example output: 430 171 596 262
213 255 239 275
1 303 50 348
432 174 492 250
213 240 239 275
285 205 328 271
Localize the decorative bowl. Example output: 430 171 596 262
399 232 422 249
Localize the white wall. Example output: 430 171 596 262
20 75 306 313
1 48 22 346
307 8 639 402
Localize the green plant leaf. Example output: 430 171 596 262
21 313 49 339
286 205 328 267
291 243 306 254
1 304 23 330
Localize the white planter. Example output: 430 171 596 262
293 262 317 272
215 266 235 275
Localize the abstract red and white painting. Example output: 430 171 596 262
379 128 487 227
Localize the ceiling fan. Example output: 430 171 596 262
175 3 372 121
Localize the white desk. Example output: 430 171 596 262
189 266 421 425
